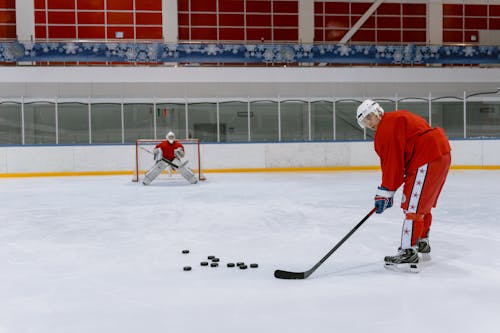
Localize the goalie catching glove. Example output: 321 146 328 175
374 186 395 214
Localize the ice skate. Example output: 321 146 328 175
384 248 420 273
417 238 432 262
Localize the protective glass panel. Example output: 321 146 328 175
311 101 333 141
335 100 364 140
0 103 22 144
24 102 56 144
91 103 122 144
156 103 186 140
250 101 278 142
466 101 500 138
219 101 249 142
58 103 89 144
398 100 429 123
281 100 308 141
431 100 464 139
188 103 218 142
124 103 154 143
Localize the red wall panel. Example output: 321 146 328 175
464 30 479 42
48 11 76 24
190 13 217 26
219 14 245 26
0 0 15 7
135 0 162 11
491 5 500 17
178 13 189 26
34 0 45 9
273 14 298 27
443 4 463 16
0 24 16 38
314 15 324 28
246 28 271 41
351 29 375 42
377 17 400 29
490 18 500 29
314 28 323 41
377 30 401 43
47 0 75 10
178 0 189 12
273 28 298 41
107 0 134 11
402 17 426 29
178 26 189 39
246 1 271 13
0 10 15 23
78 11 105 25
107 12 134 25
403 4 426 16
219 0 244 12
78 26 106 39
464 17 487 30
190 27 217 40
325 28 346 41
325 16 350 29
218 28 245 41
190 0 216 12
377 3 400 16
35 25 47 38
35 10 46 24
48 25 77 38
135 12 162 26
464 5 487 17
443 30 463 43
351 2 371 15
402 30 426 43
246 14 271 27
273 1 298 14
325 2 349 15
443 17 463 29
136 26 162 39
77 0 105 10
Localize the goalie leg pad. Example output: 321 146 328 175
143 160 167 185
173 159 198 184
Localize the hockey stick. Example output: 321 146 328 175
274 207 377 280
138 146 179 168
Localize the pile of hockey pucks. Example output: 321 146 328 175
181 250 258 272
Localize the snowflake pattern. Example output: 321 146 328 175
0 42 499 65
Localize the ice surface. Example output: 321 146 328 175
1 170 499 333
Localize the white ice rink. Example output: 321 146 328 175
1 170 499 333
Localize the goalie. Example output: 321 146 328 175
143 131 198 185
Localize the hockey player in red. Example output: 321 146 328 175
356 99 451 271
143 132 198 185
155 131 185 162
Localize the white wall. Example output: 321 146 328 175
0 140 498 176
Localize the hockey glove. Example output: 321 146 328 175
174 147 185 159
374 186 395 214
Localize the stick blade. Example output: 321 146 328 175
274 269 306 279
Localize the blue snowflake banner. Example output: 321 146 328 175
1 42 499 64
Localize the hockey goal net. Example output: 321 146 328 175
132 138 205 183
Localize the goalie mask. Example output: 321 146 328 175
356 99 384 129
166 131 175 144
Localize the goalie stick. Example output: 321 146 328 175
139 145 180 168
274 207 377 280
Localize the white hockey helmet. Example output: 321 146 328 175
166 131 175 144
356 99 384 129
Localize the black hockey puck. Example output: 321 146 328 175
200 261 209 266
239 264 248 269
236 262 245 266
227 263 235 267
211 258 220 262
250 263 258 268
183 266 192 271
210 262 218 267
207 255 215 260
182 249 190 254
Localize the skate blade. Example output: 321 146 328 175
384 262 420 273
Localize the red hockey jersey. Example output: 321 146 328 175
155 140 184 161
374 110 451 191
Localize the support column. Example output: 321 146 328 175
163 0 179 43
298 0 314 43
15 0 35 41
428 0 443 45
